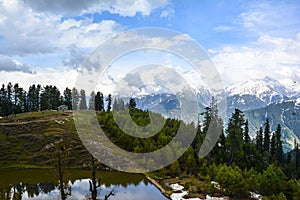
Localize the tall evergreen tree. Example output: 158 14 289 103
0 84 8 116
71 88 79 110
88 91 95 110
106 94 112 112
256 127 263 154
79 89 87 110
40 85 61 110
275 124 283 162
226 108 245 167
129 98 136 109
40 86 47 110
35 84 41 111
28 84 36 111
63 87 72 110
95 92 104 111
13 83 19 114
12 83 25 114
244 119 250 144
7 82 13 115
263 119 271 152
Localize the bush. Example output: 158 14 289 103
215 165 249 198
259 165 287 197
262 192 287 200
244 168 259 192
184 181 193 190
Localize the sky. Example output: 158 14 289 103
0 0 299 94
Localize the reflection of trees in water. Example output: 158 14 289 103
39 182 56 194
87 156 114 200
0 173 147 199
0 186 13 200
0 182 56 200
0 142 147 199
26 184 40 197
54 139 71 200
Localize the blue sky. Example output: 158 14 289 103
0 0 299 92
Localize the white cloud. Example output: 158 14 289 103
0 54 35 73
23 0 171 17
0 0 124 56
160 6 174 19
57 19 123 48
239 1 300 37
212 34 300 86
0 0 172 57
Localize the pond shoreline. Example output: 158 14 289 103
145 176 171 200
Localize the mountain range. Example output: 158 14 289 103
131 76 300 151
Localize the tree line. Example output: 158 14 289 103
0 82 107 116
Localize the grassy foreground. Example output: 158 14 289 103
0 111 91 168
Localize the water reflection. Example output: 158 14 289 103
0 169 167 200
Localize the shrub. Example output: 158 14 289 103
259 165 287 196
215 165 249 198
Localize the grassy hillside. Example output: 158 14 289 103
0 111 92 168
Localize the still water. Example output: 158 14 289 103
0 169 168 200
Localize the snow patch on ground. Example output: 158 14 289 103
170 183 184 191
205 195 228 200
250 192 262 200
170 183 228 200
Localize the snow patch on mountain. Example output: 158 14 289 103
296 98 300 106
226 76 293 104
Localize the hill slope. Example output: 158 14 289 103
0 111 91 168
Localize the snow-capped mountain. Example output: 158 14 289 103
129 76 300 121
223 76 300 119
133 89 211 122
226 76 296 104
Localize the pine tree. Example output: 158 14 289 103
0 84 8 116
40 85 61 110
293 140 300 178
275 124 283 162
106 94 112 112
35 84 41 111
256 127 263 154
13 83 24 114
88 91 95 110
263 119 271 152
63 87 72 110
79 89 87 110
226 108 245 167
28 84 36 111
244 119 250 143
7 82 13 115
40 87 50 110
95 92 104 111
129 98 136 109
71 87 79 110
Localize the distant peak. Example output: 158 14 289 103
262 76 277 83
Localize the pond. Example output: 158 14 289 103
0 169 168 200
